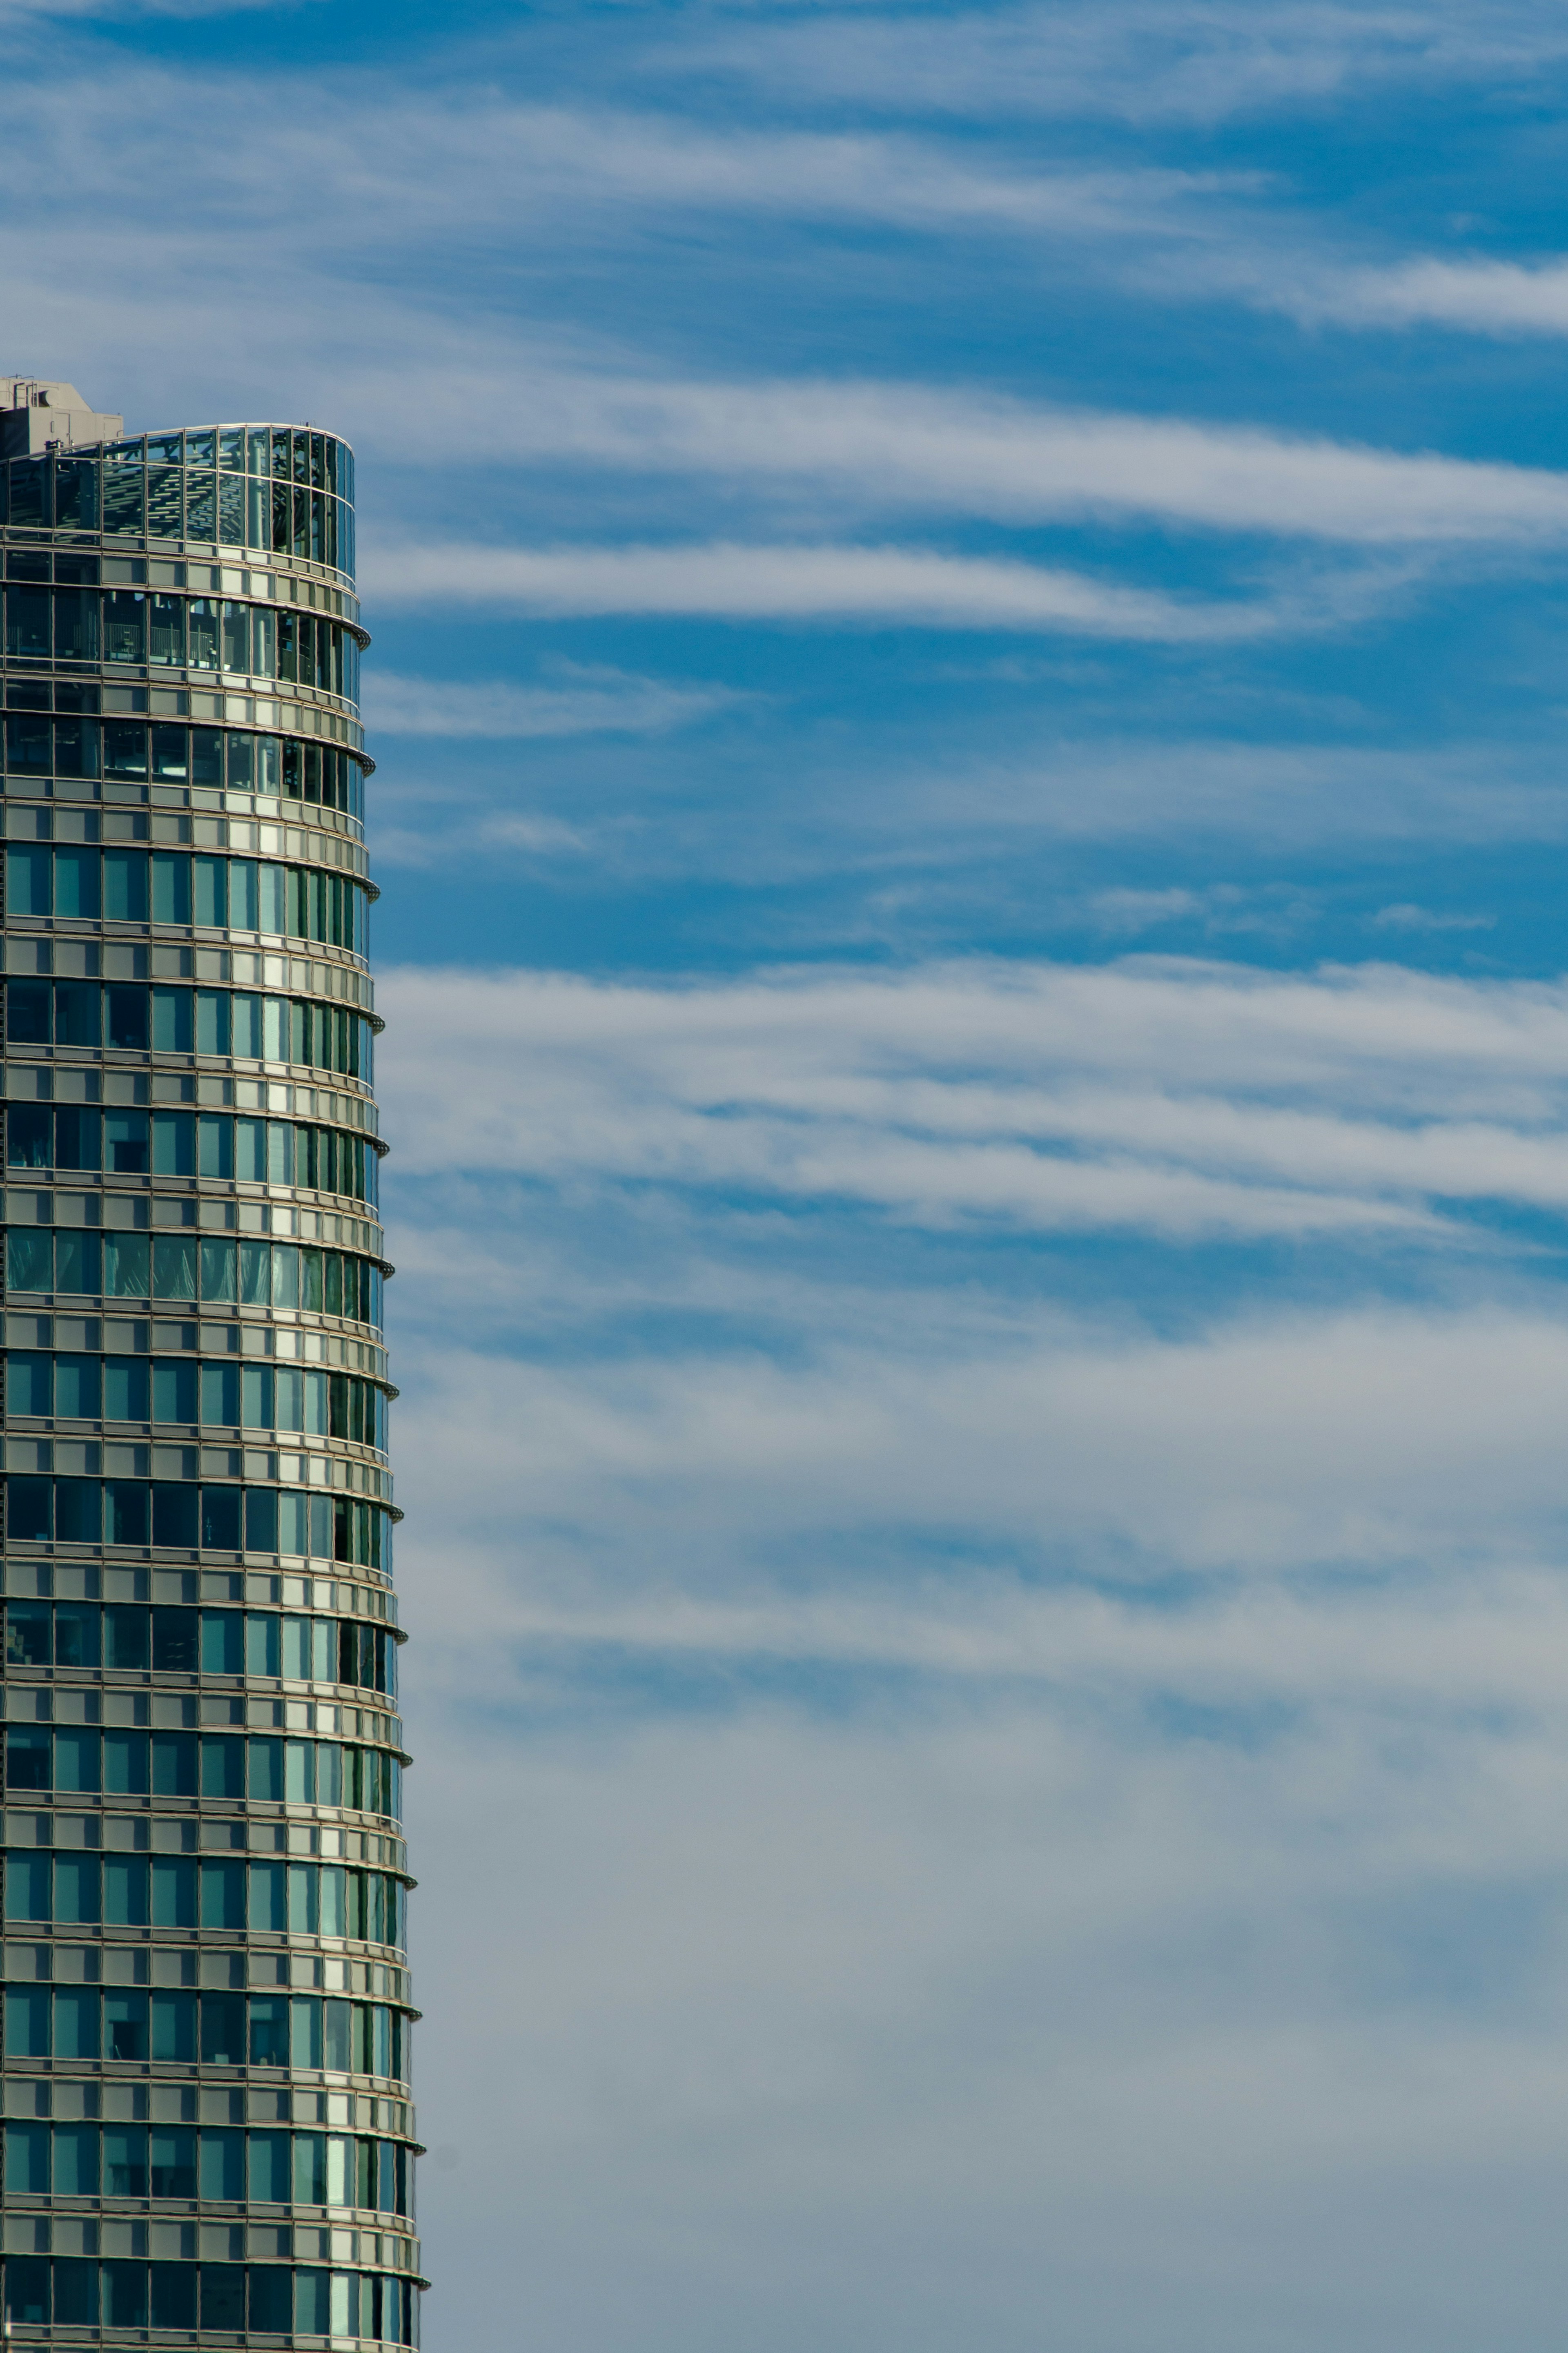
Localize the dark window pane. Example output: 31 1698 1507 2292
102 590 146 663
106 1480 150 1545
54 1104 101 1169
7 1475 52 1540
54 2257 98 2325
107 985 149 1050
53 981 100 1047
200 2266 245 2331
8 1103 51 1167
152 1608 198 1672
104 1604 150 1668
202 1485 242 1550
4 2256 49 2324
151 2263 196 2327
54 716 101 779
103 719 147 778
105 2259 147 2328
7 980 49 1043
5 711 49 772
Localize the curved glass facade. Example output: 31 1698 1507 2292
0 411 421 2348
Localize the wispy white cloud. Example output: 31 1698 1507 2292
357 376 1568 544
374 958 1568 1243
361 540 1316 640
367 665 739 739
675 1 1568 126
1276 254 1568 337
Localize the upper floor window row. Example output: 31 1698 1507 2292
4 587 359 700
6 848 370 955
7 979 374 1082
3 455 354 575
1 719 363 817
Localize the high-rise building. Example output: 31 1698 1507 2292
0 381 420 2348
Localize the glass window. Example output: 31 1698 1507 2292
243 1363 273 1428
200 2127 245 2193
104 1605 151 1670
54 583 99 659
250 1865 286 1935
249 2129 290 2200
151 723 187 781
7 1104 50 1167
5 710 50 774
151 2126 196 2197
222 600 249 672
151 852 190 924
219 475 245 545
55 1602 100 1668
201 1236 237 1299
6 1350 50 1414
103 720 147 780
193 855 226 926
151 1856 196 1928
151 1987 196 2058
151 1112 196 1179
187 597 218 669
104 849 149 921
56 457 99 531
104 1114 150 1180
187 470 217 540
246 1610 280 1675
152 1231 197 1297
55 1724 99 1791
7 843 49 915
55 979 100 1047
102 589 145 663
149 592 184 665
55 715 102 780
200 2268 245 2332
5 580 49 655
104 1357 149 1420
151 1725 196 1789
54 1104 100 1171
146 465 183 537
55 846 99 917
201 1609 243 1673
104 1982 149 2050
233 995 263 1057
102 469 144 538
201 1732 243 1797
258 861 287 933
200 1858 245 1931
7 978 49 1043
104 1727 149 1794
251 1735 284 1798
202 1485 242 1550
191 724 223 784
55 1353 101 1417
195 988 229 1055
55 2120 98 2195
55 1852 100 1923
6 1725 49 1786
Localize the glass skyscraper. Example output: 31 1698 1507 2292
0 380 420 2348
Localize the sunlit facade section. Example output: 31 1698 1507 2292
0 379 421 2349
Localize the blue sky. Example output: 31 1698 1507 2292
12 2 1568 2344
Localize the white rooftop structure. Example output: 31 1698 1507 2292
0 374 124 458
